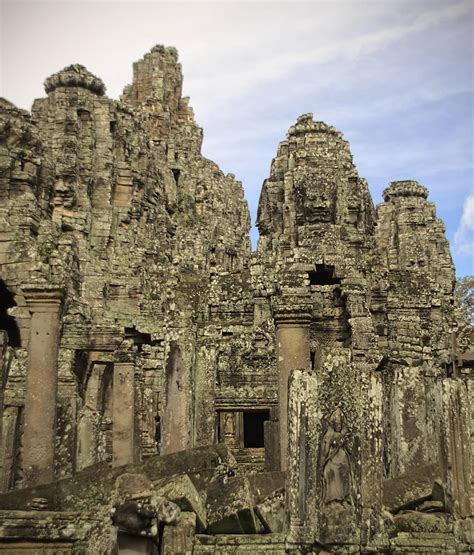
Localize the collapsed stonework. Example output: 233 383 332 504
0 46 472 553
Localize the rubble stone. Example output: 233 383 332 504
154 473 207 532
383 463 442 513
206 475 257 534
254 488 285 533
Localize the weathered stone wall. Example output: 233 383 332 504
0 46 471 553
254 112 471 550
0 48 253 486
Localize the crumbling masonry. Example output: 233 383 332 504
0 46 472 554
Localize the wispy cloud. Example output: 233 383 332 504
185 0 472 113
454 194 474 257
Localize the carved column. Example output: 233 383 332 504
112 361 136 467
287 367 319 547
442 378 472 519
22 287 64 486
274 306 311 470
162 340 192 455
77 360 107 471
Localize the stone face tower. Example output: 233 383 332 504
255 114 472 551
0 48 472 554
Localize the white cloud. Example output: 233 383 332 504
454 194 474 257
183 0 472 114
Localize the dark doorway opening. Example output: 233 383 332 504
124 326 152 352
0 280 21 347
308 264 341 285
243 410 270 448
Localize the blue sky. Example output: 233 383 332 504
1 0 473 276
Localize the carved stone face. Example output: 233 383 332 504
54 176 77 208
294 175 335 224
330 407 344 432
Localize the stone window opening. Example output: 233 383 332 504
172 168 180 186
124 326 152 352
310 350 316 371
243 410 269 448
0 280 21 347
73 350 89 400
99 364 114 462
154 415 162 455
308 264 341 285
66 122 76 134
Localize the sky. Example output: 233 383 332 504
1 0 473 276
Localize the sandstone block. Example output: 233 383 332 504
205 475 257 534
383 463 442 513
155 473 207 532
161 512 196 555
255 488 285 533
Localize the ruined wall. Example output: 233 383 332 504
375 181 456 477
255 114 472 551
0 46 471 554
0 47 254 486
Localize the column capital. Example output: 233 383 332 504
273 305 312 326
23 287 65 313
113 360 135 368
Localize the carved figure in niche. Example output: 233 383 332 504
129 187 143 220
224 412 236 447
320 407 352 505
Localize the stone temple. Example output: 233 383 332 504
0 46 472 553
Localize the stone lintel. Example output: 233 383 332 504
61 327 122 352
0 510 98 541
88 350 114 364
273 307 312 327
113 360 134 370
23 287 64 313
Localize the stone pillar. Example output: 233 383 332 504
77 361 107 471
442 378 472 518
0 405 20 491
287 367 318 547
112 361 136 467
22 288 63 486
193 340 217 447
274 307 311 470
162 340 192 455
